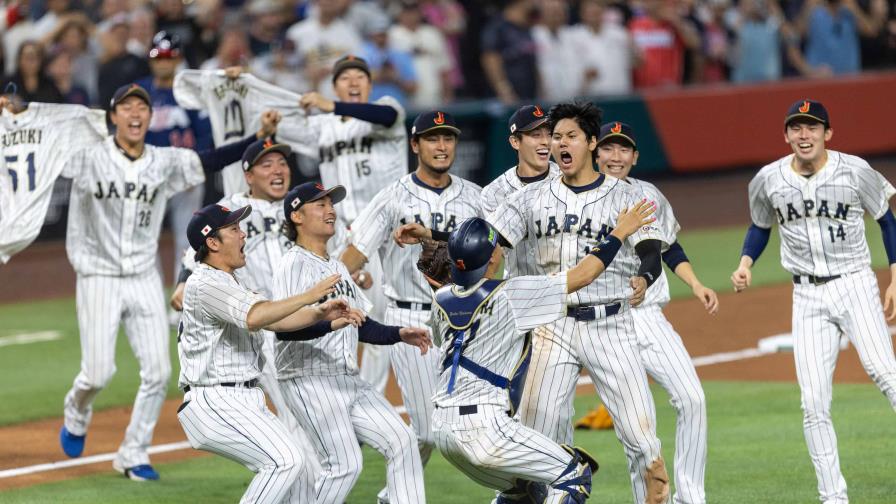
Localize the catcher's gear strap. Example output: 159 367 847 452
506 332 532 416
433 279 505 330
555 444 596 504
645 456 670 504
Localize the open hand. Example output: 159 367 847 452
399 327 432 355
331 308 367 330
317 298 350 321
393 223 431 247
305 274 341 303
615 199 657 238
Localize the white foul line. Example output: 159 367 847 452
0 331 62 348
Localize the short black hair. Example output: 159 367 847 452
194 244 211 263
547 101 603 143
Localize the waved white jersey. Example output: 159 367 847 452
430 273 567 410
351 173 482 304
488 174 665 306
0 104 107 263
173 70 317 195
178 263 267 388
63 137 204 276
480 163 560 277
748 150 896 276
272 245 373 379
307 96 408 227
627 177 680 308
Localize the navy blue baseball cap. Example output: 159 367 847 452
283 182 347 216
784 99 830 129
509 104 548 134
332 54 371 82
109 83 151 111
597 121 637 149
448 218 499 287
187 204 252 251
411 110 461 137
241 137 292 171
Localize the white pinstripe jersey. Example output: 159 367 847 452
272 245 373 379
628 177 680 308
351 173 483 303
480 162 560 277
748 150 895 276
63 137 204 276
173 70 317 195
430 273 568 409
488 174 665 306
178 263 267 387
307 96 408 227
0 103 107 263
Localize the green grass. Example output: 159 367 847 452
2 382 894 503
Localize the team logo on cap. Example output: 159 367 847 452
455 259 466 270
533 106 544 118
611 122 622 134
315 183 325 191
201 224 212 236
510 124 517 133
263 138 274 149
434 112 445 125
290 198 300 209
799 101 811 113
220 206 230 212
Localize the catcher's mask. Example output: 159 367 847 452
447 218 498 287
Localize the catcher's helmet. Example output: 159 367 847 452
448 218 499 287
149 31 182 59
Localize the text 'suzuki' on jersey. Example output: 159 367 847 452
93 181 160 203
399 212 462 232
1 128 43 147
774 199 850 224
534 214 612 239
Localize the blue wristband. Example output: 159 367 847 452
589 235 623 267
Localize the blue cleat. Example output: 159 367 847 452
114 461 160 481
59 426 85 458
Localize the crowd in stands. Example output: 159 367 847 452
3 0 896 109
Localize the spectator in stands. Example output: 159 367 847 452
795 0 881 75
419 0 465 95
31 0 71 38
857 0 891 68
246 0 287 58
696 0 733 82
154 0 210 67
3 0 35 76
481 0 539 104
251 37 306 93
533 0 581 101
47 16 98 104
2 40 65 103
127 8 157 59
286 0 362 96
389 0 453 107
629 0 701 89
573 0 638 96
44 45 89 104
361 12 418 107
96 14 150 105
201 25 252 69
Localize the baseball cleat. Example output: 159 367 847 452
113 461 160 481
574 404 614 430
59 426 86 458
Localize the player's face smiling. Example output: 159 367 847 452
551 118 597 177
597 141 638 180
333 69 372 103
247 152 290 201
111 96 151 145
513 126 551 171
414 132 457 174
785 121 832 166
298 196 338 239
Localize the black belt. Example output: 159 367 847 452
566 303 622 321
793 274 841 286
396 301 432 311
183 378 259 393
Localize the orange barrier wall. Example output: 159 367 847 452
643 72 896 173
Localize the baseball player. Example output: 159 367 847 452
590 121 717 504
428 202 655 502
296 54 410 394
340 111 482 501
273 182 431 504
732 99 896 504
176 202 348 504
0 92 107 263
57 83 280 481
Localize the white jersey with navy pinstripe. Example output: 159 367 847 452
272 245 373 379
488 174 665 306
627 177 680 308
430 273 567 410
351 173 483 303
748 150 896 276
62 136 204 276
480 163 559 277
306 96 408 227
0 103 107 263
178 263 267 387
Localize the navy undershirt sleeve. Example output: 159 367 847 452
197 134 257 174
662 241 690 271
276 320 332 341
358 318 403 345
741 224 771 262
635 239 662 287
333 102 398 127
877 208 896 264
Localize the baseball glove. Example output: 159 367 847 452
417 238 452 288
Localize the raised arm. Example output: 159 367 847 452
247 274 341 331
299 92 399 127
197 110 281 173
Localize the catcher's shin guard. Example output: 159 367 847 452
553 445 599 504
496 479 549 503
